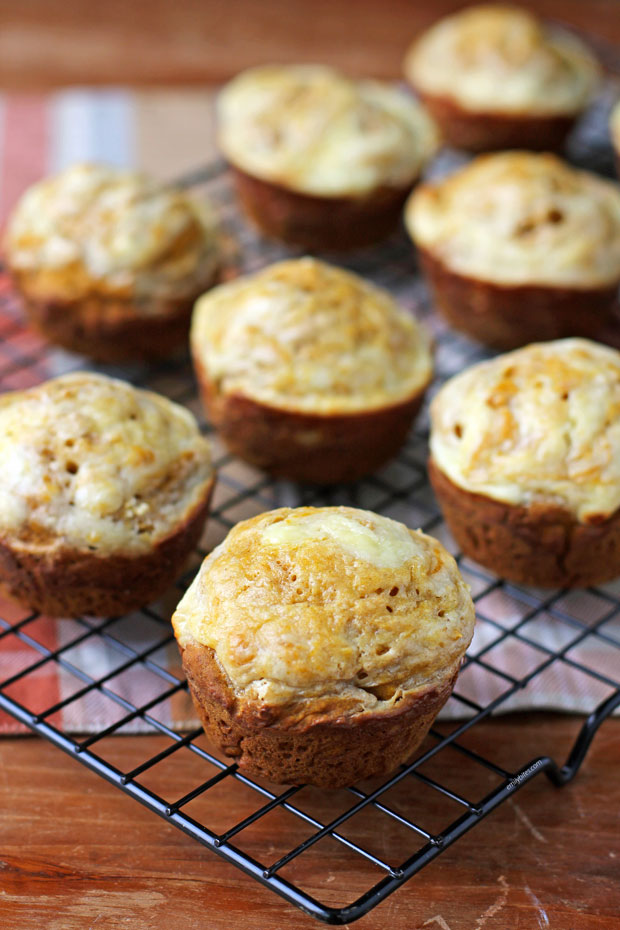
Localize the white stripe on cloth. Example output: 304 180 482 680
49 88 135 171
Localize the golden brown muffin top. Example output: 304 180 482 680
217 64 438 197
406 152 620 288
4 163 220 304
611 100 620 152
430 338 620 523
0 373 213 555
191 257 432 414
172 507 474 721
404 4 599 115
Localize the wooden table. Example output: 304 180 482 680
1 0 620 87
1 714 619 929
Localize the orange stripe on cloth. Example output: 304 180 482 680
0 94 50 226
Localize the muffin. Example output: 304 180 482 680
172 506 475 788
216 64 438 250
3 163 220 362
0 373 215 617
403 4 599 152
406 152 620 350
611 100 620 175
191 257 433 483
429 338 620 589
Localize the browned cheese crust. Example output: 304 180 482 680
0 372 215 617
190 258 433 484
4 164 221 362
429 458 620 588
418 247 618 350
180 641 458 788
172 507 474 787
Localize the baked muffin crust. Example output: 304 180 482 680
217 64 438 199
173 507 474 722
404 5 599 117
407 152 620 289
192 257 432 414
0 372 214 556
430 338 620 525
4 162 220 305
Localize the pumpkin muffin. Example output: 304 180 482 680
172 506 475 787
217 64 438 250
406 152 620 349
191 257 433 483
3 163 220 362
404 4 599 152
0 373 215 617
429 338 620 588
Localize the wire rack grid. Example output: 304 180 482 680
1 97 620 925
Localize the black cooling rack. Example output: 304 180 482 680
1 90 620 925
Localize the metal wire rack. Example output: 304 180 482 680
1 90 620 925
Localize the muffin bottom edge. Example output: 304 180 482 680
181 641 460 789
194 362 428 484
0 478 214 618
417 249 617 351
428 458 620 588
410 89 577 152
230 165 415 251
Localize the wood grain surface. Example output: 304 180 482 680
0 0 620 88
1 714 619 929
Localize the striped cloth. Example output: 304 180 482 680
0 88 218 734
0 605 196 737
0 88 219 225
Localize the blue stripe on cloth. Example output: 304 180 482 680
91 89 135 167
49 88 134 171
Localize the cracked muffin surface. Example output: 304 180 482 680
406 152 620 289
0 372 214 555
4 162 220 305
430 338 620 524
173 506 474 725
217 64 438 198
404 4 599 116
191 257 432 415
